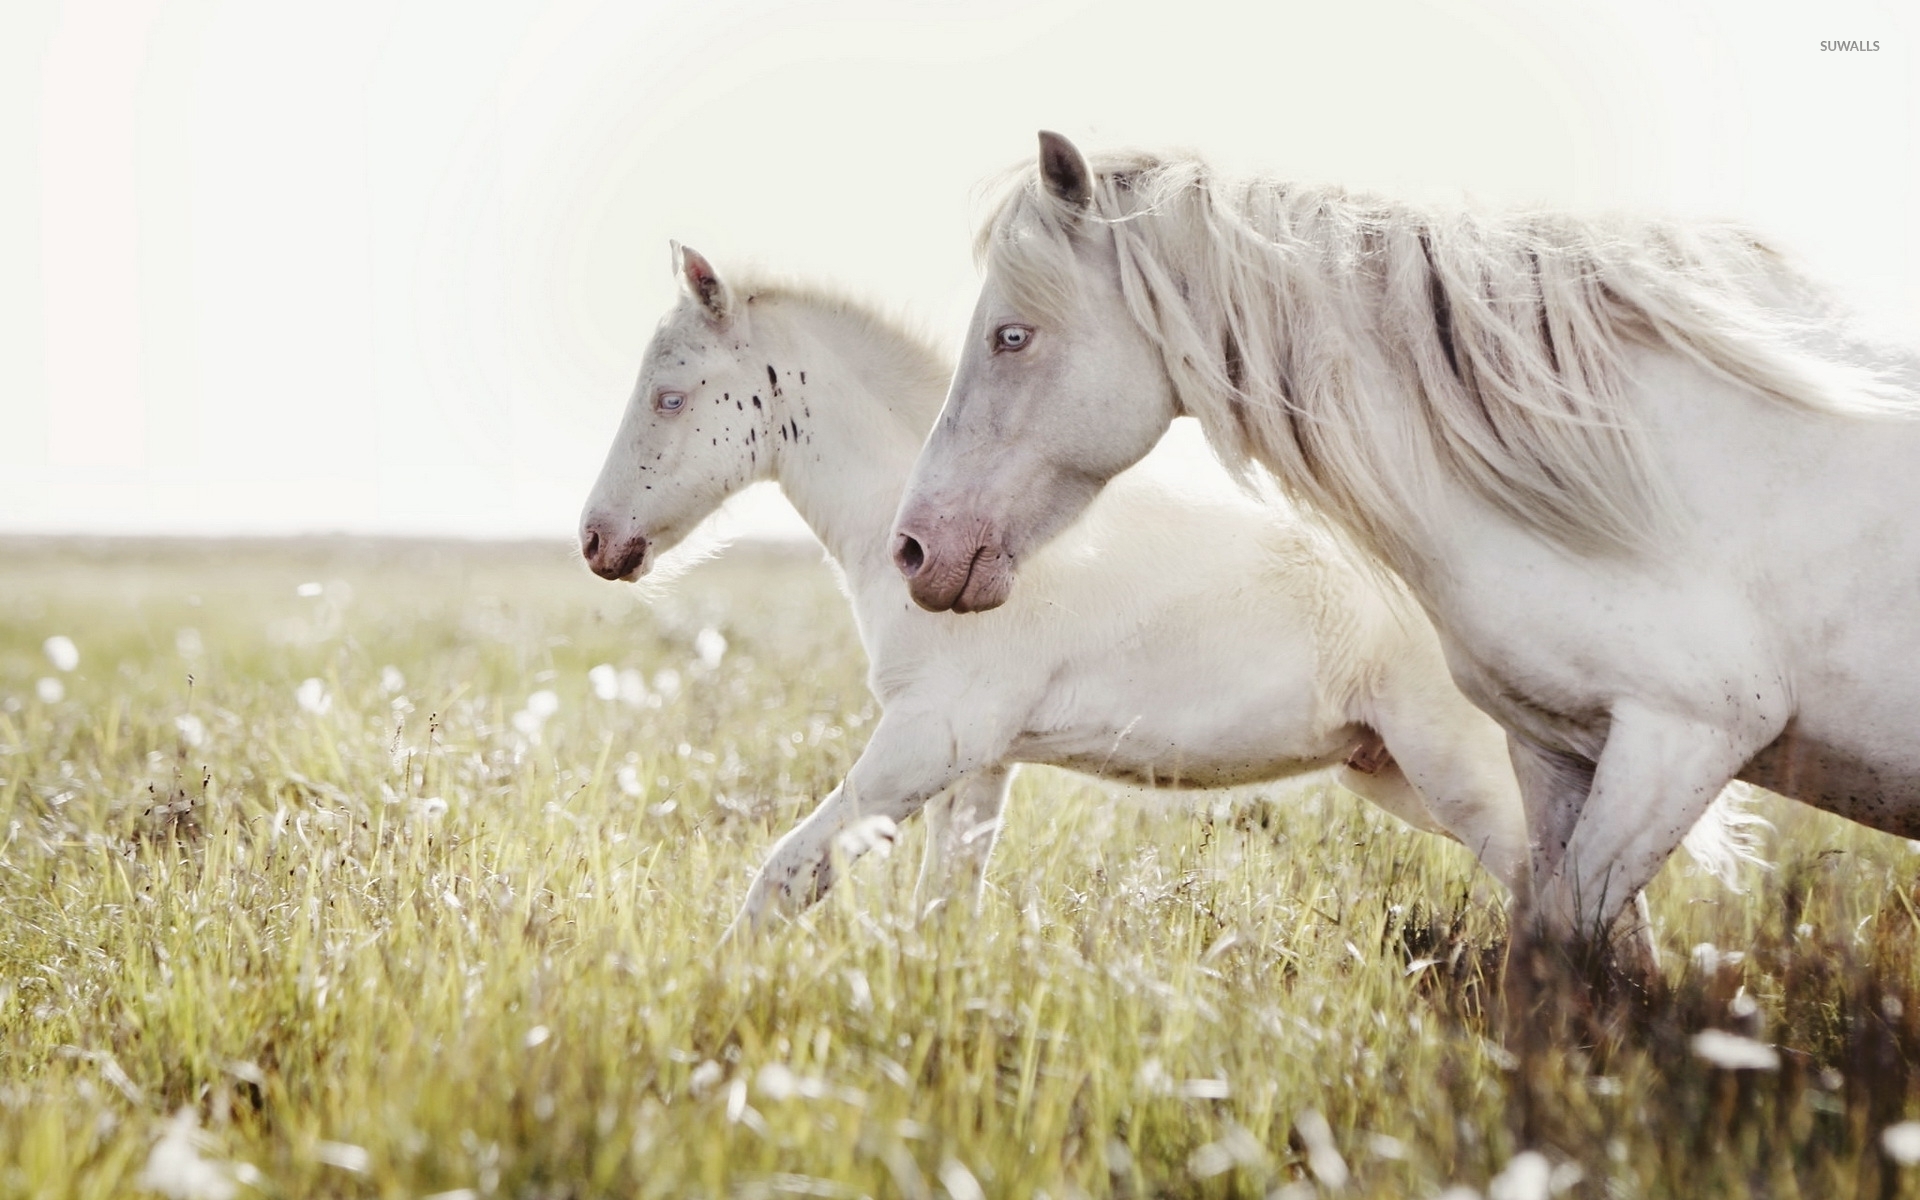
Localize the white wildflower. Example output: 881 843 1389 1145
1369 1133 1408 1160
511 689 560 740
1187 1122 1266 1178
1295 1109 1350 1189
295 678 331 715
1691 1029 1780 1071
615 765 644 797
379 666 405 694
137 1109 239 1200
524 1025 551 1048
587 664 619 701
296 581 323 598
937 1160 985 1200
687 1060 723 1098
313 1140 370 1173
174 715 207 748
1489 1150 1552 1200
1883 1121 1920 1165
617 668 648 707
652 668 681 701
43 635 79 672
35 677 64 704
1177 1078 1230 1099
694 627 728 669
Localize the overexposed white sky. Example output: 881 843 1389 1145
2 0 1915 539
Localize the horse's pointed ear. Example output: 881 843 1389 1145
674 242 731 323
1037 131 1092 210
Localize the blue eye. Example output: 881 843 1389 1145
994 324 1034 352
655 391 687 413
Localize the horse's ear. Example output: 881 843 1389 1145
672 241 732 323
1037 131 1092 210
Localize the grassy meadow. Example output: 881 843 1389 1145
4 537 1920 1198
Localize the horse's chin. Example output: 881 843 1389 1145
611 548 654 584
951 557 1014 614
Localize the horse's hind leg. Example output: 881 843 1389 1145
1362 693 1533 899
916 764 1015 914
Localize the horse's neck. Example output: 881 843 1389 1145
757 300 948 583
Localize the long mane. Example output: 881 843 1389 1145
980 153 1915 569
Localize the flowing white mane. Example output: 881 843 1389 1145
980 153 1915 568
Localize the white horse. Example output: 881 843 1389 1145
581 245 1755 931
893 132 1917 943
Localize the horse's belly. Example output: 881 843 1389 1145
1746 737 1920 838
1746 717 1920 837
1015 720 1358 790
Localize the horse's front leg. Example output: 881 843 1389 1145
915 764 1015 914
1503 733 1597 921
726 707 997 938
1533 702 1768 944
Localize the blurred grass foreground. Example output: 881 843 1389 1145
5 537 1920 1198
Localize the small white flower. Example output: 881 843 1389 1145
379 666 405 694
35 677 64 704
651 669 681 701
588 664 619 701
1489 1150 1551 1200
43 636 79 672
694 627 728 669
296 581 323 598
295 678 332 715
524 1025 551 1048
687 1060 723 1098
615 765 644 797
617 668 648 707
525 690 559 718
1883 1120 1920 1165
313 1140 370 1173
1295 1109 1350 1189
137 1109 240 1200
1691 1029 1780 1071
175 715 207 748
936 1160 985 1200
1369 1133 1408 1160
511 709 544 737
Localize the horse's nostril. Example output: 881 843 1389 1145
893 533 926 578
582 528 602 561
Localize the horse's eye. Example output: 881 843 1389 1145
993 324 1034 353
654 391 687 414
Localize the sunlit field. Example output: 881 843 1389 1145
5 539 1920 1198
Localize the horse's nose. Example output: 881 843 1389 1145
581 517 647 580
892 532 927 580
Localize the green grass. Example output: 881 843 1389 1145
3 538 1920 1198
